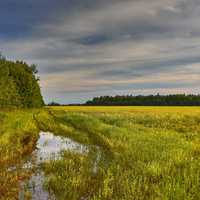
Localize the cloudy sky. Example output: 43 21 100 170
1 0 200 103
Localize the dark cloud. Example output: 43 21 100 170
74 34 111 46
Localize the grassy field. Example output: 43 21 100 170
1 106 200 199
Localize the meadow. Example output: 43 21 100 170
1 106 200 199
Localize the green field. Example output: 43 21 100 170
1 106 200 200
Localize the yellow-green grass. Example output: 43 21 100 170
0 109 40 199
49 105 200 113
43 106 200 200
1 106 200 200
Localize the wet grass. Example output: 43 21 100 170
43 106 200 200
0 109 39 199
1 106 200 199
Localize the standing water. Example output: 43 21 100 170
20 132 88 200
34 132 87 162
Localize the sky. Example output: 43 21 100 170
1 0 200 104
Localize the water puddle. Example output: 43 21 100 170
20 132 88 200
34 132 88 162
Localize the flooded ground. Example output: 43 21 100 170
20 132 88 200
34 132 88 162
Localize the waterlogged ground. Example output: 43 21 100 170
1 107 200 200
20 132 88 200
33 132 87 162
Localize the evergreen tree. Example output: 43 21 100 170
86 94 200 106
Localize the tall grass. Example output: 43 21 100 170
41 107 200 200
0 109 39 199
1 107 200 199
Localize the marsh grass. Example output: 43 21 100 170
0 109 39 199
42 107 200 200
1 107 200 199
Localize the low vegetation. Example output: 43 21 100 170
1 106 200 199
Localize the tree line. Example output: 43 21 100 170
86 94 200 106
0 54 44 108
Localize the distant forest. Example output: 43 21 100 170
86 95 200 106
0 54 44 108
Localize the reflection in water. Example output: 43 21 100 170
35 132 88 162
20 132 88 200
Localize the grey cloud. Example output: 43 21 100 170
1 0 200 103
